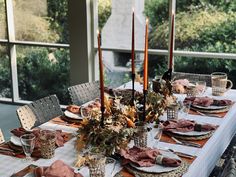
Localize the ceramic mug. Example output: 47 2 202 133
211 72 233 96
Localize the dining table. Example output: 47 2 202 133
1 81 236 177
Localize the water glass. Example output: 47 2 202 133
211 72 233 96
88 154 106 177
196 81 206 95
20 133 35 161
40 130 56 159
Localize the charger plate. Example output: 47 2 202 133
129 150 181 173
115 161 189 177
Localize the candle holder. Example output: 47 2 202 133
166 103 179 120
131 73 136 105
142 89 147 122
100 106 105 128
134 123 147 148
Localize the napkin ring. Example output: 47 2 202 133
155 155 164 165
194 124 202 132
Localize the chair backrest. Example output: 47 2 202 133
17 94 63 130
68 80 100 105
220 158 236 177
16 105 38 130
172 72 212 86
0 129 5 144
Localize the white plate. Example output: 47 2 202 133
192 104 228 110
171 130 211 136
10 135 22 146
64 110 83 120
130 150 181 173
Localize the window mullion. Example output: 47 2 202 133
5 0 19 102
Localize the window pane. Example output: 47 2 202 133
175 1 236 53
0 0 7 39
174 56 236 88
98 0 169 49
13 0 69 43
104 53 167 87
0 45 12 99
16 46 70 104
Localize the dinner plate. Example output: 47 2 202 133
171 130 211 136
10 135 22 147
191 106 230 114
191 104 228 110
130 150 181 173
64 110 83 120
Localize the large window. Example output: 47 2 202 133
96 0 236 88
0 0 70 104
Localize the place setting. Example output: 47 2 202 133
0 128 72 161
184 96 234 118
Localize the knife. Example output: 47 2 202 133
171 137 201 148
173 151 195 159
196 110 222 118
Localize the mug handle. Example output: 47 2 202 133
226 80 233 91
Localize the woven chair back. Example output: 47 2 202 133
16 105 38 130
17 94 63 130
68 80 100 105
172 72 211 86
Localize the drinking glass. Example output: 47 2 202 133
20 134 35 161
196 81 206 95
152 125 163 148
40 130 56 159
179 102 191 119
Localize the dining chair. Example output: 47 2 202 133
172 72 212 86
68 80 100 105
220 158 236 177
0 129 5 144
17 94 63 129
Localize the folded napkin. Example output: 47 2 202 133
34 160 83 177
162 119 217 133
184 97 232 107
11 128 66 148
120 146 181 167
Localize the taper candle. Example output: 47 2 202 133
143 18 149 91
169 14 175 70
131 8 135 74
97 30 105 115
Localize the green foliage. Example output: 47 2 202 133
17 47 70 104
98 0 111 29
47 0 69 43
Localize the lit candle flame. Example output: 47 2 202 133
132 7 134 12
97 29 100 35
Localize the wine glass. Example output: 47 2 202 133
20 133 35 161
152 125 163 148
179 102 191 119
196 81 206 96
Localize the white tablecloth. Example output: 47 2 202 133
1 82 236 177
